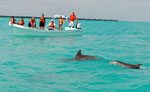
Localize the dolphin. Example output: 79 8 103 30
110 61 142 69
74 50 100 61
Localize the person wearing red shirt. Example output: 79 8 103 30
28 17 36 28
69 12 78 28
39 14 46 30
9 16 16 25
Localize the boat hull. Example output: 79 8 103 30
10 24 82 36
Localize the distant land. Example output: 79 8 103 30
0 15 118 22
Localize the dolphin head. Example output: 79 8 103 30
134 64 143 69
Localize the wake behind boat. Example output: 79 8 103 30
9 24 82 36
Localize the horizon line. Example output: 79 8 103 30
0 15 118 22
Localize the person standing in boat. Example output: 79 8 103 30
69 12 78 28
48 19 56 30
18 18 25 26
28 17 36 28
9 16 16 25
39 14 46 30
58 16 64 30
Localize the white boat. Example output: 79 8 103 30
65 27 79 31
9 24 82 36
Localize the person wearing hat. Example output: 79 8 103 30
48 19 56 30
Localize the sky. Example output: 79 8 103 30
0 0 150 22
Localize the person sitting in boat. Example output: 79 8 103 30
28 17 36 28
48 19 56 30
58 16 64 30
69 12 78 28
39 14 46 30
18 18 25 26
9 16 16 25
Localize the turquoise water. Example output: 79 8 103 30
0 17 150 92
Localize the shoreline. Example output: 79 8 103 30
0 15 118 22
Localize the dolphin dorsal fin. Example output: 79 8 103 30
75 50 82 57
135 64 142 68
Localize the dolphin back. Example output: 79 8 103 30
111 61 143 69
75 50 82 58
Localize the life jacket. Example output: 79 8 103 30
70 15 76 22
30 20 36 27
49 22 55 28
40 17 45 23
18 20 24 25
30 20 35 24
10 19 16 24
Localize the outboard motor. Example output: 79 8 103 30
76 23 81 29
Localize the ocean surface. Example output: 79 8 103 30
0 17 150 92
